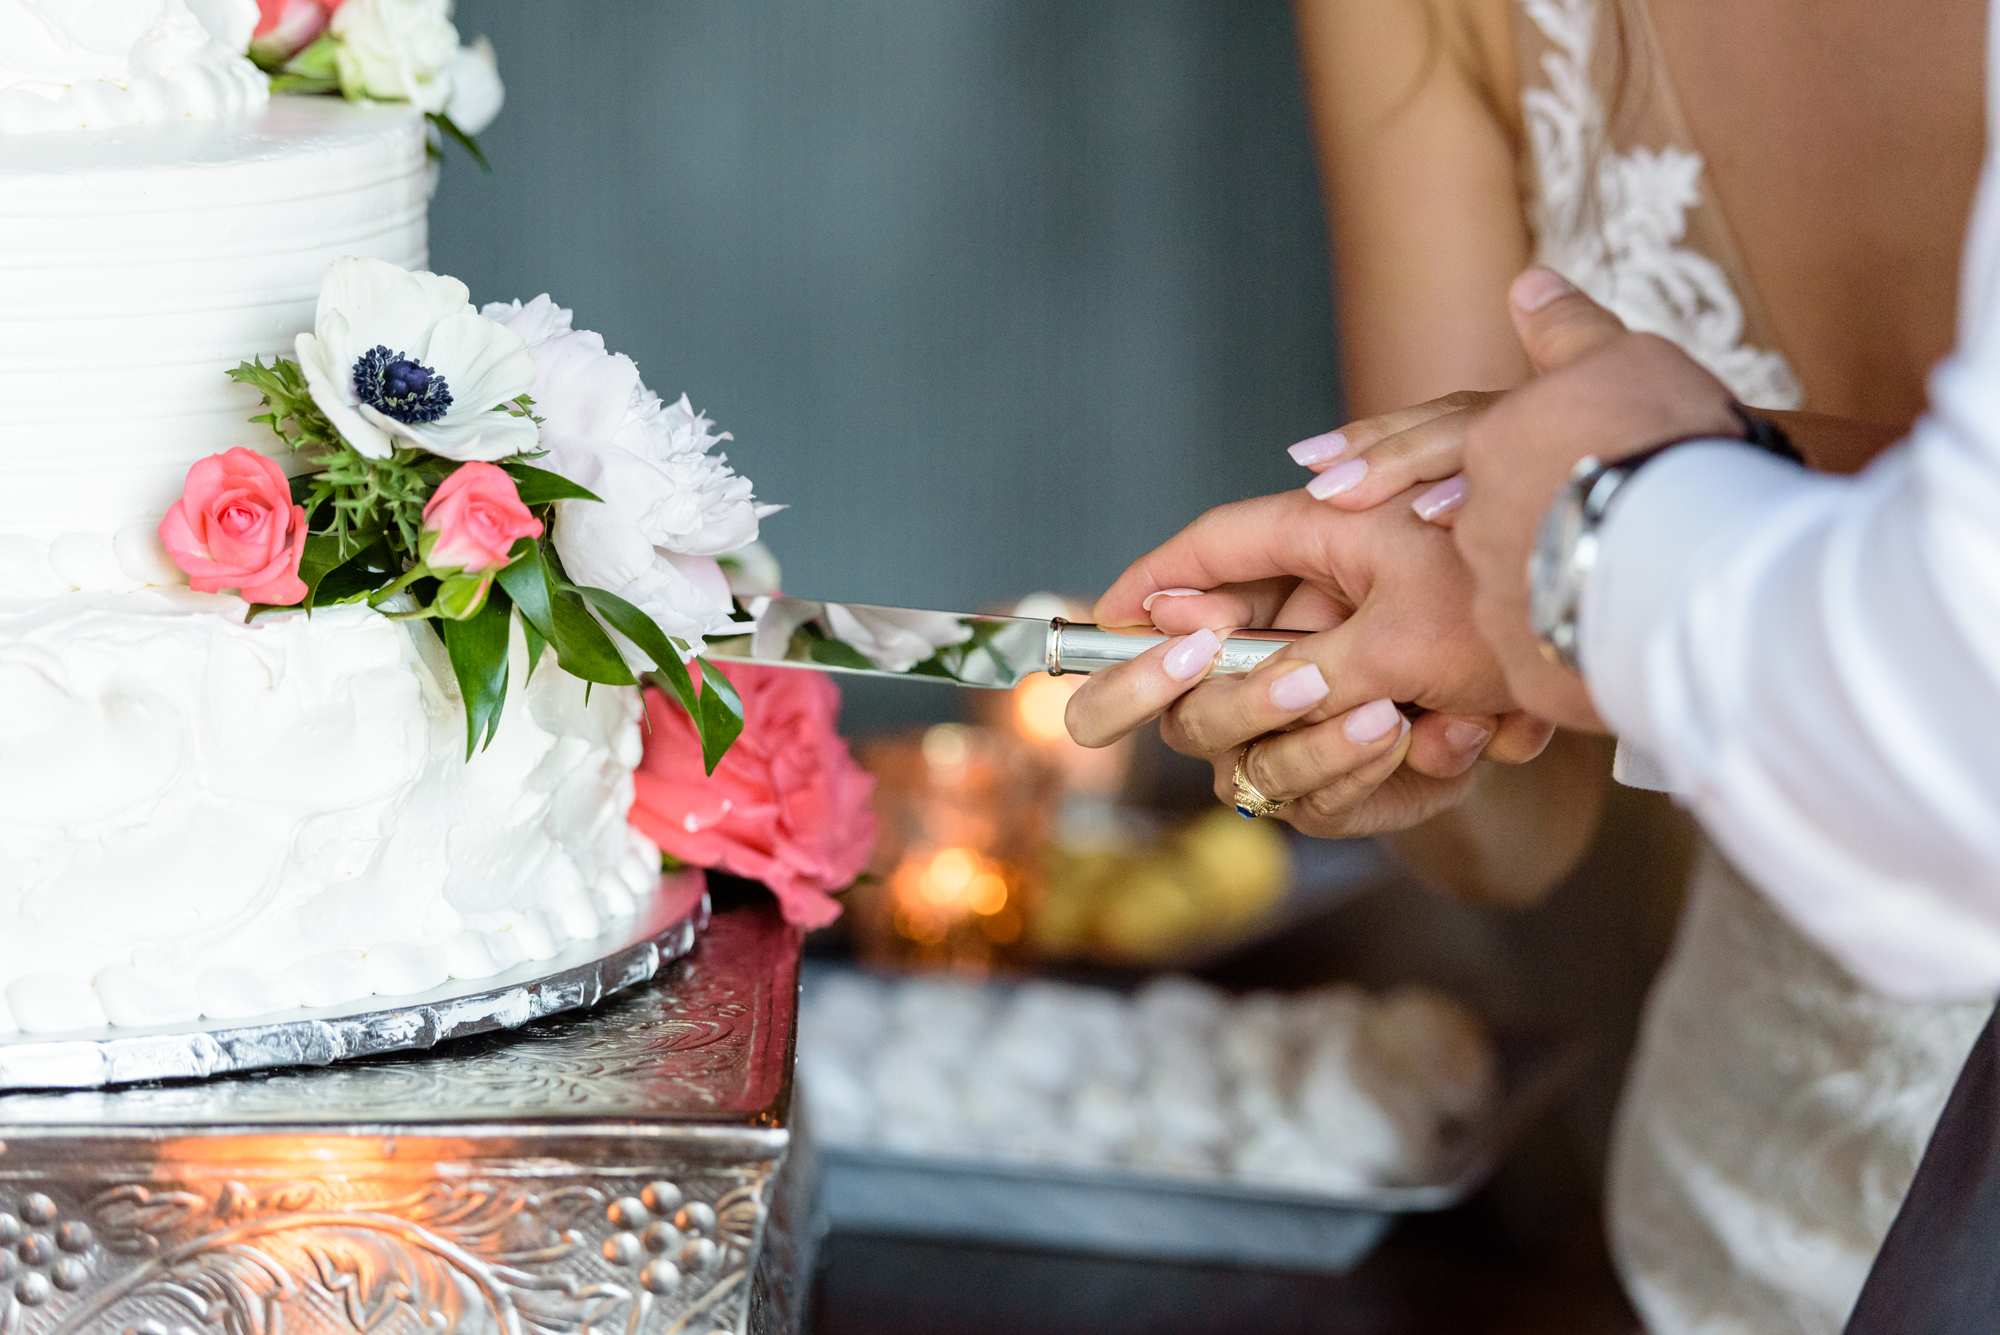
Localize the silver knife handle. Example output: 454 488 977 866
1047 619 1307 676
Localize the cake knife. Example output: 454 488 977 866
701 597 1305 688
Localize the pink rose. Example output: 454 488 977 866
250 0 341 65
629 663 877 930
159 448 309 605
421 462 543 573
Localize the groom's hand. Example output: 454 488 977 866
1455 269 1740 731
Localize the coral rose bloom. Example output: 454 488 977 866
158 448 309 605
628 664 876 930
422 461 542 572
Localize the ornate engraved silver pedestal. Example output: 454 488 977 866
0 901 809 1335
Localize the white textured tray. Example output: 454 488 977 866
814 1024 1586 1273
0 871 709 1092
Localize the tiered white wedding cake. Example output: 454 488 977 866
0 3 674 1035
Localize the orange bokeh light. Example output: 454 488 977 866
888 845 1013 945
1012 672 1080 746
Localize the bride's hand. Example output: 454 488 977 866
1064 490 1552 838
1284 390 1500 527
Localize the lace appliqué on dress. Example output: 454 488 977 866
1519 0 1804 410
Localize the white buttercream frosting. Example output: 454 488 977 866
0 591 660 1034
0 97 427 550
0 0 268 134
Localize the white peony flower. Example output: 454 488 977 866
749 598 972 673
440 36 501 134
719 540 782 598
482 294 776 662
824 604 974 672
297 257 539 462
330 0 457 112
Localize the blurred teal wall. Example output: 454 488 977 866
432 1 1339 728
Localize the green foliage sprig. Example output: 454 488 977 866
252 36 489 172
232 355 746 768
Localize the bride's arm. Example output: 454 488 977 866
1295 0 1531 412
1296 0 1609 905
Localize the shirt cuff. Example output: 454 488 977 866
1578 441 1812 751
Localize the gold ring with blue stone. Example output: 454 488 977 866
1232 746 1290 819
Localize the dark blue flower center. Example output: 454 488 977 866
352 344 453 424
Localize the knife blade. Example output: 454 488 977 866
701 598 1305 689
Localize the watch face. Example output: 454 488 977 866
1529 486 1581 643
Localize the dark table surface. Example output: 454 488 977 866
810 1197 1637 1335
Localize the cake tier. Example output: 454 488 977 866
0 97 427 589
0 592 660 1036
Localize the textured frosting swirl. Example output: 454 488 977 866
0 591 660 1035
0 0 268 134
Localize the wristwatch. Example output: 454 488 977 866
1529 404 1798 670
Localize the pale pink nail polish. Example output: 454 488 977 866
1343 698 1401 744
1269 663 1329 711
1411 474 1467 521
1443 720 1491 753
1288 431 1346 466
1306 458 1368 501
1141 588 1203 614
1162 629 1221 681
1512 267 1575 312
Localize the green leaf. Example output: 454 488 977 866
283 33 340 82
295 532 352 598
494 538 558 641
548 589 636 686
267 72 339 95
695 658 746 774
575 585 686 679
644 654 701 724
808 636 877 671
438 587 513 757
500 461 602 506
426 110 492 173
310 536 399 606
523 616 548 680
574 584 746 774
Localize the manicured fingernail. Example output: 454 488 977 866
1288 431 1346 466
1512 267 1575 312
1306 458 1368 500
1268 663 1329 711
1162 628 1221 681
1142 588 1203 614
1411 474 1467 521
1444 720 1491 753
1343 698 1401 744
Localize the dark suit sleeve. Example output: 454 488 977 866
1846 1004 2000 1334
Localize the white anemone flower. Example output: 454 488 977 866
482 295 776 662
297 257 539 462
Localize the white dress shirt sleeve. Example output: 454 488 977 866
1578 0 2000 1001
1580 340 2000 1001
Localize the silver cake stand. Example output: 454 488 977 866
0 897 811 1335
0 874 711 1093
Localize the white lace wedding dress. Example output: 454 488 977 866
1515 3 1991 1331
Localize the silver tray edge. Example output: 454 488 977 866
0 874 711 1093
